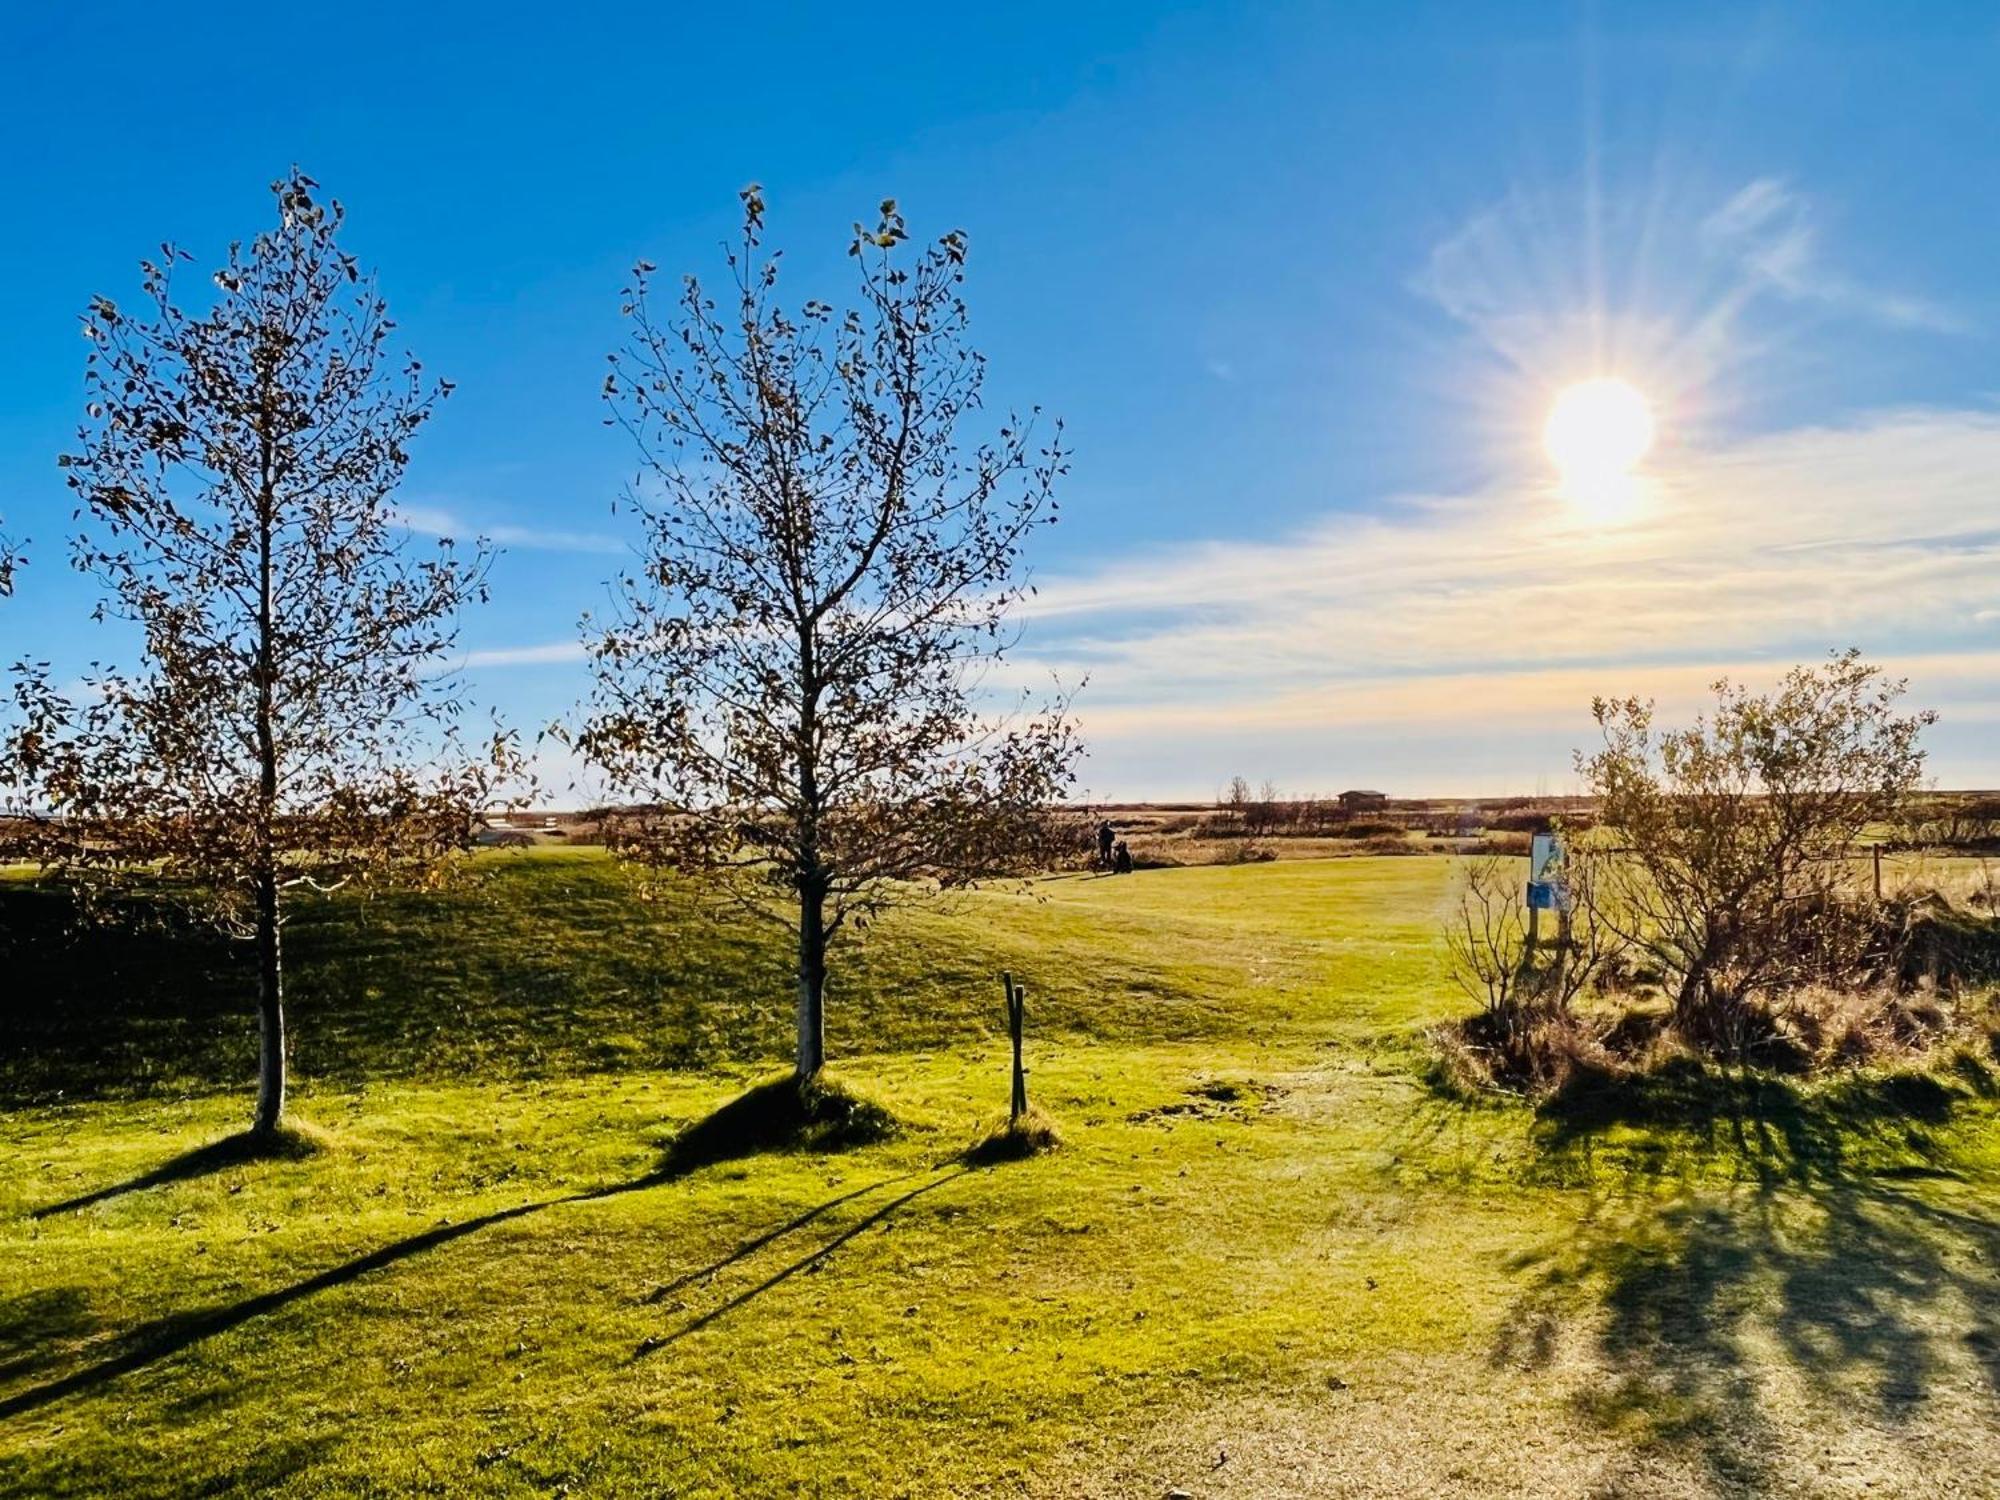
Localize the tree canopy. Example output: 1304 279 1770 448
572 187 1080 1080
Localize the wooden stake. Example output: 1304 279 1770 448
1003 972 1028 1124
1873 844 1884 903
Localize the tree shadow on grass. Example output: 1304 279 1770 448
1529 1054 1991 1192
642 1177 911 1305
0 1287 94 1386
630 1074 969 1345
0 1188 603 1424
23 1069 888 1227
1490 1058 2000 1493
632 1168 967 1357
0 1077 918 1425
31 1127 324 1219
3 1431 347 1500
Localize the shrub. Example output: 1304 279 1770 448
1444 854 1624 1021
1430 1005 1622 1099
1486 808 1556 833
1580 650 1934 1052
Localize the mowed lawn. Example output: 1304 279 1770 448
3 852 1998 1497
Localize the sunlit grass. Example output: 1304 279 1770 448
3 853 1996 1496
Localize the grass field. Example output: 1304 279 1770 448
4 851 1998 1497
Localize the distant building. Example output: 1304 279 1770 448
1338 789 1388 814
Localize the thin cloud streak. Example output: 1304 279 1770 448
1701 178 1965 335
1076 649 2000 740
462 641 587 669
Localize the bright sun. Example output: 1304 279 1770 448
1544 377 1656 516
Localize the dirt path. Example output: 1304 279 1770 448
1039 1342 2000 1498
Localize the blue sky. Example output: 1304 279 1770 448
3 3 1998 800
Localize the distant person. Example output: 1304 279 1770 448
1097 819 1116 869
1113 840 1133 875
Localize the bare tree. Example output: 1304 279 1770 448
12 170 517 1136
1578 650 1933 1050
1445 854 1532 1020
1445 846 1620 1022
1222 776 1251 830
571 188 1080 1085
1252 778 1281 836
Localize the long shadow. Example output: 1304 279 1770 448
27 1074 888 1226
0 1288 94 1387
1486 1059 2000 1491
31 1129 322 1219
1528 1055 1985 1192
644 1175 912 1303
1 1078 917 1424
2 1166 960 1423
0 1191 581 1423
635 1169 969 1355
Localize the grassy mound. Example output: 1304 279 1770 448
658 1073 897 1177
6 849 1349 1104
961 1106 1061 1165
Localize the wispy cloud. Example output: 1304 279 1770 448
1015 407 2000 773
461 640 588 669
449 409 2000 793
398 504 628 556
1700 178 1964 334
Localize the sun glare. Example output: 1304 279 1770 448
1544 377 1656 519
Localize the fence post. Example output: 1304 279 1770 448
1873 844 1884 903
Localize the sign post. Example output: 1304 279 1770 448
1526 832 1569 964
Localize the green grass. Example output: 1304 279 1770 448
0 851 1455 1102
3 852 1998 1496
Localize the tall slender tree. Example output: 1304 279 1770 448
572 188 1080 1085
0 523 23 817
23 170 515 1135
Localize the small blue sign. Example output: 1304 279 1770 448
1527 880 1560 911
